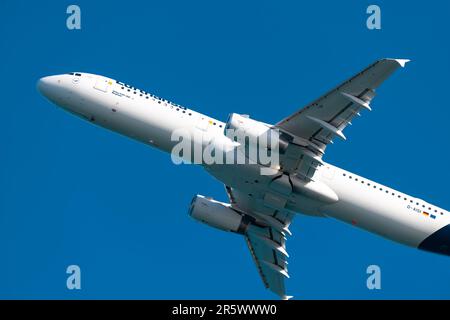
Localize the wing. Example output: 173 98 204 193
222 59 408 298
226 186 295 300
275 58 409 179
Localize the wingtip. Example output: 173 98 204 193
385 58 411 68
282 295 294 300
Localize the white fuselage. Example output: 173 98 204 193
37 72 450 255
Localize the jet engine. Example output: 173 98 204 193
224 113 291 154
188 195 252 234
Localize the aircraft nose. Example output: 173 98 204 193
37 75 61 98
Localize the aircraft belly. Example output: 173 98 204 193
205 164 325 216
319 174 450 248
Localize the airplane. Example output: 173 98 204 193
37 59 450 299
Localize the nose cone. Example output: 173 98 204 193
37 75 61 99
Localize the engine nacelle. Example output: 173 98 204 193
224 113 291 154
188 195 250 234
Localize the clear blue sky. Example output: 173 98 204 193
1 0 449 299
